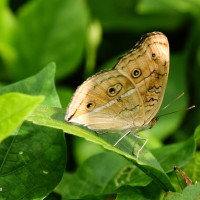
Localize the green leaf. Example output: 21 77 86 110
137 0 200 17
116 186 151 200
165 151 200 193
151 137 196 173
56 152 151 199
87 0 187 31
0 92 44 142
0 0 16 43
181 152 200 184
164 182 200 200
0 0 17 81
28 105 175 192
11 0 89 80
194 125 200 141
0 63 66 200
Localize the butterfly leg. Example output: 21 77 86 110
113 129 130 146
133 134 148 159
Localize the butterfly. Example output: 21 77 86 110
65 32 169 158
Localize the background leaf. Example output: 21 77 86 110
164 182 200 200
0 92 44 142
151 137 196 173
56 152 151 199
5 0 89 81
0 64 66 200
116 186 152 200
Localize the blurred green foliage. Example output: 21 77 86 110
0 0 200 199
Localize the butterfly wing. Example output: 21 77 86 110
66 69 145 131
115 32 169 125
66 32 169 131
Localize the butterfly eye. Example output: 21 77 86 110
107 83 122 97
152 53 157 59
86 102 95 110
132 69 142 78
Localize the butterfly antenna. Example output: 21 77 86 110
157 105 195 118
161 92 185 111
157 92 195 118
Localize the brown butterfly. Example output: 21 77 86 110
66 32 169 158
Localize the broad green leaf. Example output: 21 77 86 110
0 0 17 81
116 186 152 200
11 0 89 80
0 0 16 43
151 137 196 173
56 152 151 199
0 122 65 200
194 125 200 141
28 105 175 192
137 0 200 17
166 149 200 193
0 92 44 142
181 152 200 184
87 0 186 31
73 137 105 165
0 63 66 200
164 182 200 200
